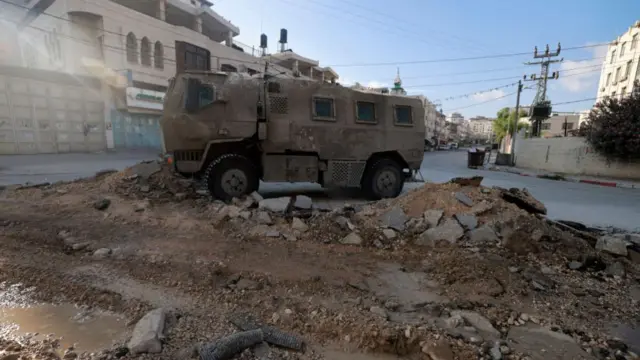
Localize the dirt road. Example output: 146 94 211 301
0 162 638 360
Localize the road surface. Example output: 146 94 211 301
2 150 639 230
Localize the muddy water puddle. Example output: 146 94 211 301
0 284 128 354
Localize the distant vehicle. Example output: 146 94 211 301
448 142 459 150
161 71 426 200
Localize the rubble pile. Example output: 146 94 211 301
2 162 640 360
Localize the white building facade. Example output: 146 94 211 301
469 116 494 142
0 0 314 154
596 20 640 101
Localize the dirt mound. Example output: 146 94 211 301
2 167 640 360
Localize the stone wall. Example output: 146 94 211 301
514 137 640 180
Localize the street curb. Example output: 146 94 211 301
485 166 640 190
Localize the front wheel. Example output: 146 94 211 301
361 158 405 200
204 154 259 201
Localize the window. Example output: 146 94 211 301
633 34 638 50
615 67 621 83
355 101 376 123
611 49 616 64
154 41 164 69
141 37 151 66
313 97 335 120
541 123 551 130
622 87 627 97
562 122 574 130
126 32 138 63
220 64 238 72
199 84 215 107
606 73 612 86
621 42 626 56
184 43 210 71
612 91 617 98
394 105 413 125
625 60 633 79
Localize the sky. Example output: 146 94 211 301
213 0 640 119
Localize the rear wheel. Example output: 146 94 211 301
204 154 259 201
361 158 405 200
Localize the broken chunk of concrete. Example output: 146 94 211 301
595 236 629 256
422 339 455 360
468 225 499 244
378 206 409 232
93 198 111 211
507 326 594 360
416 219 464 246
423 209 444 228
500 188 547 215
126 161 161 180
450 310 500 340
340 232 363 245
258 197 291 213
127 308 166 354
255 211 273 225
291 217 309 233
454 213 478 230
449 176 483 187
293 195 312 210
455 192 474 207
382 228 396 240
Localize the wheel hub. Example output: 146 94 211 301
376 170 397 194
220 169 248 197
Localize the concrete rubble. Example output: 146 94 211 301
2 164 640 360
127 308 167 354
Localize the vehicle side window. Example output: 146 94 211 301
313 97 335 121
394 105 413 126
356 101 376 123
199 84 215 107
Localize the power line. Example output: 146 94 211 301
404 66 604 89
337 0 492 52
326 43 610 68
438 82 519 102
275 0 481 54
443 89 522 112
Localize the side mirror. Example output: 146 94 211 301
184 78 201 113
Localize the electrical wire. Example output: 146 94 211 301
443 89 522 112
326 43 611 68
334 0 492 53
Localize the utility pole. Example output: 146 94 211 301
510 80 523 165
524 43 563 137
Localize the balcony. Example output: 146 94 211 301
109 0 239 43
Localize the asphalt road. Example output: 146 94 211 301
2 150 639 230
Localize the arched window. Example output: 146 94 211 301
126 32 138 64
154 41 164 69
220 64 237 73
141 37 151 66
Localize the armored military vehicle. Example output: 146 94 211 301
160 71 425 201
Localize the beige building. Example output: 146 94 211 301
267 50 338 83
538 113 580 137
0 0 329 154
469 116 494 142
412 95 445 145
597 20 640 101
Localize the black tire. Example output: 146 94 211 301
204 154 259 201
361 158 405 200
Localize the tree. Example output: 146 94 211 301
492 107 529 142
582 82 640 160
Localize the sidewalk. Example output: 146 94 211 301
486 165 640 189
